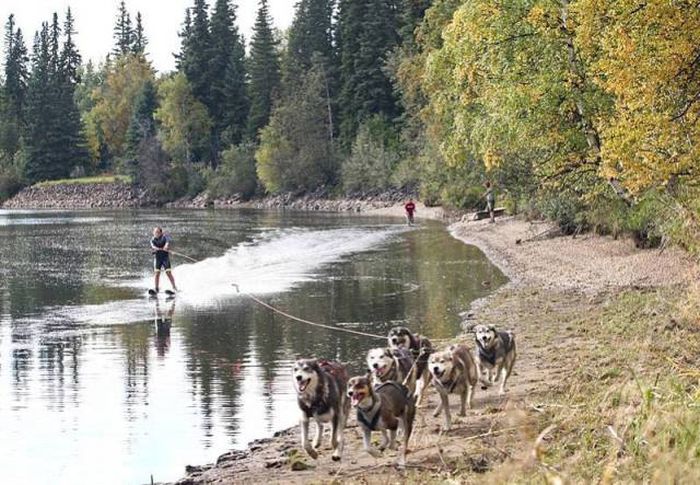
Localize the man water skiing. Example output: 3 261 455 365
404 199 416 225
150 226 178 295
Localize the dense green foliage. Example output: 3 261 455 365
1 0 699 254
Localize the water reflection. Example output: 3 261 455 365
0 209 506 484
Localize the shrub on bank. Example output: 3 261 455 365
206 143 258 200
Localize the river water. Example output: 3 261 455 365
0 208 506 484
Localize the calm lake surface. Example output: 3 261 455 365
0 208 506 484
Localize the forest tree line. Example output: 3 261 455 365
1 0 699 251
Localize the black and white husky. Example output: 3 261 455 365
473 324 517 395
292 358 350 461
387 326 433 405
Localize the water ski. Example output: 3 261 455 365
147 289 177 297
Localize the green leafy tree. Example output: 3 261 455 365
342 115 400 193
207 142 258 199
85 53 155 163
247 0 281 139
155 73 212 163
256 60 336 193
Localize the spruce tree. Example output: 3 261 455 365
58 8 89 171
132 12 147 55
337 0 401 145
399 0 431 47
24 24 58 182
113 0 133 57
209 0 248 149
175 8 192 71
2 15 29 157
247 0 281 139
181 0 212 108
125 79 158 156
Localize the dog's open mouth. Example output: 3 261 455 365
375 365 388 377
432 368 445 379
350 391 366 407
296 378 311 393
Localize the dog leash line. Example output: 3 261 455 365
233 284 386 340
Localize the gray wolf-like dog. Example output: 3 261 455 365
292 358 350 461
473 324 516 394
366 346 415 391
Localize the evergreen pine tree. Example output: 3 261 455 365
24 24 60 182
247 0 281 139
2 15 29 157
209 0 248 149
58 8 89 171
125 79 158 156
337 0 401 145
175 8 192 71
112 0 133 57
132 12 148 55
181 0 212 108
399 0 431 47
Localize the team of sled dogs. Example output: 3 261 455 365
292 324 517 465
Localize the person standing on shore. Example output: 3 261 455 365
484 181 496 223
151 226 178 293
404 199 416 225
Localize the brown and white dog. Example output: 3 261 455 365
366 347 415 392
429 344 478 430
473 324 516 394
347 374 416 465
292 358 350 461
387 326 433 405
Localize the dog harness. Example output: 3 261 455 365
357 382 409 431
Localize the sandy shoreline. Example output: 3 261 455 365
174 207 697 484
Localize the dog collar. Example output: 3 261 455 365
357 397 381 431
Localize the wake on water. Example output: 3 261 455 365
29 225 408 327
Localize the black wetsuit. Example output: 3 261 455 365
151 234 172 271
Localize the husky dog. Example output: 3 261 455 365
347 374 416 465
366 347 415 392
473 324 516 394
387 326 433 405
429 344 478 430
292 358 350 461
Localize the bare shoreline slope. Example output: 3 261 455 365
174 208 697 485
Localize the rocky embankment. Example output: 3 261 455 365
167 188 417 212
2 182 420 213
1 182 150 209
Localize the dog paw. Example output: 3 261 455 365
331 455 341 462
304 447 318 460
432 409 441 418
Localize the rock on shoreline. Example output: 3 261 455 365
1 182 150 209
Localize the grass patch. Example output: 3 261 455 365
34 174 131 187
501 288 700 483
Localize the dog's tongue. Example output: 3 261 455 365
298 380 308 392
351 393 364 406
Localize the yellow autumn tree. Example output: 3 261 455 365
574 0 700 195
85 54 155 163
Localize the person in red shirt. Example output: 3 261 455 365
404 199 416 225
